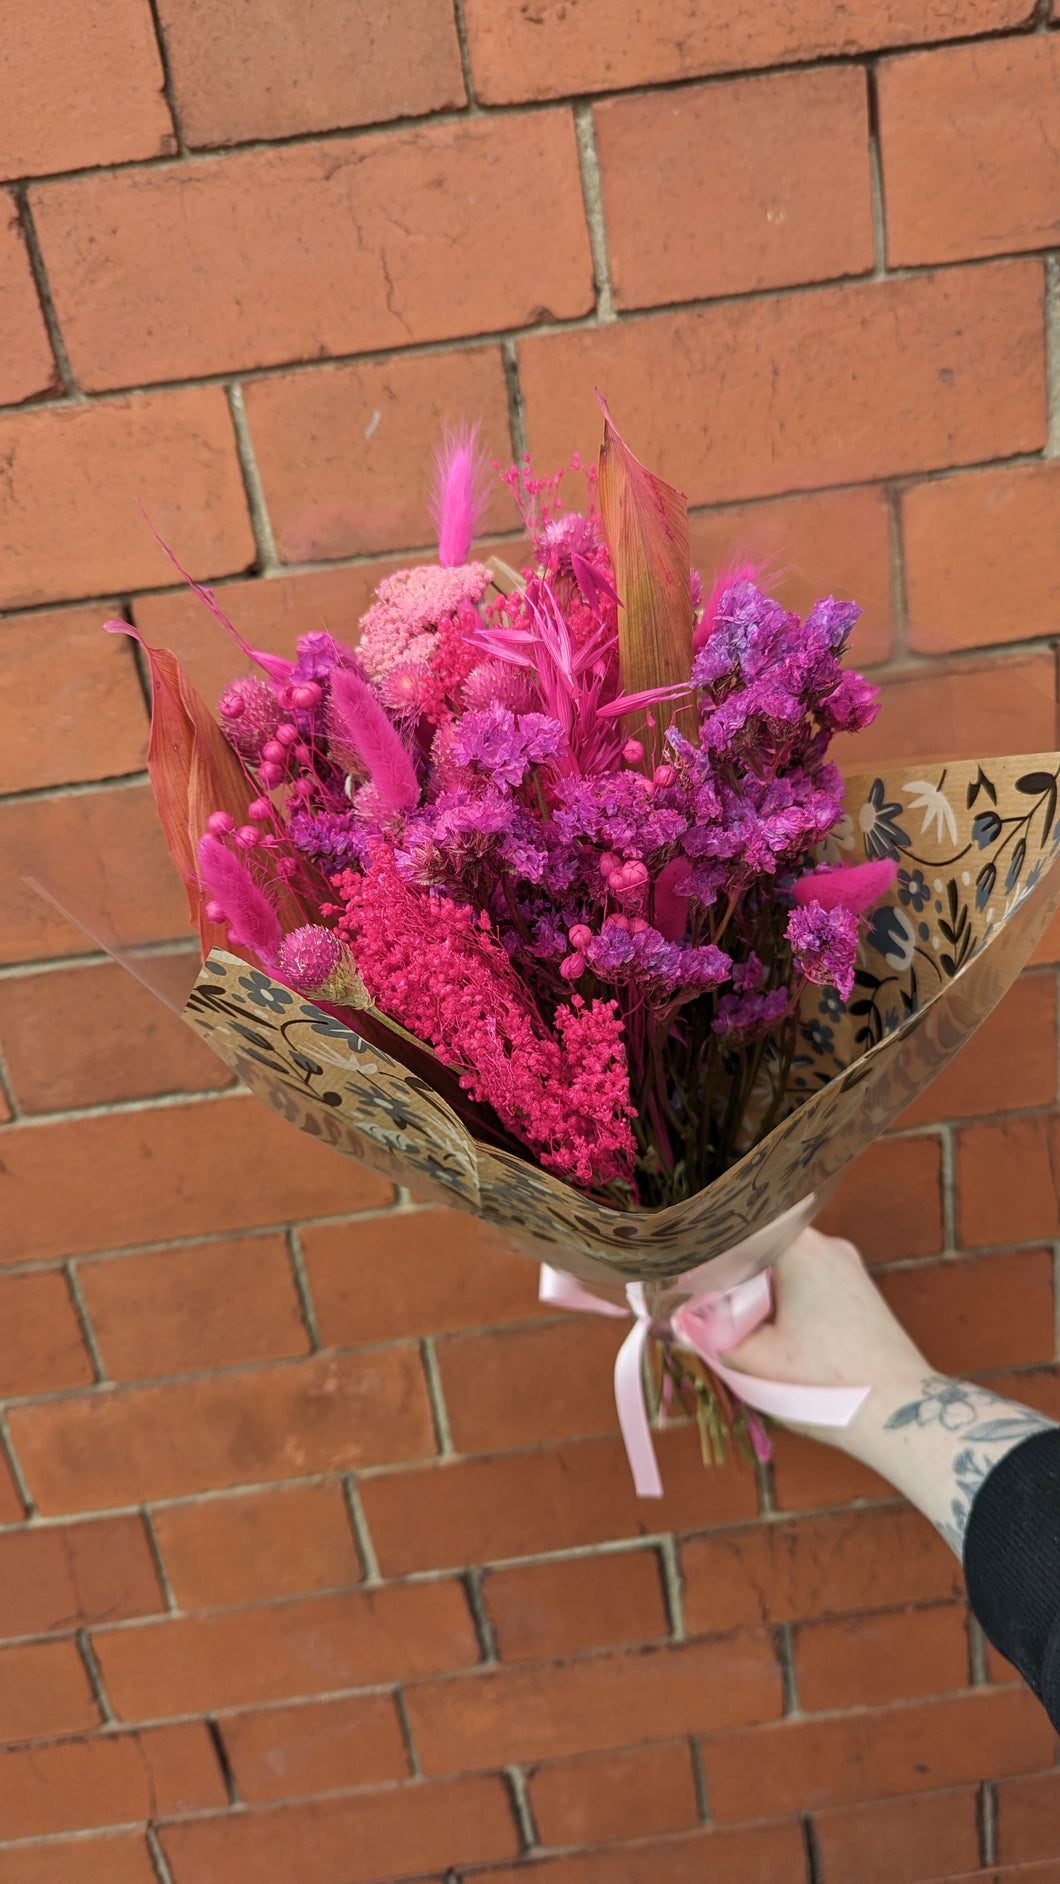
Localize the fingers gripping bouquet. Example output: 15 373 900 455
109 408 1060 1496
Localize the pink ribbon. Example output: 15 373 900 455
539 1263 870 1498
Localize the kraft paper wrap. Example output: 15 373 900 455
182 754 1060 1291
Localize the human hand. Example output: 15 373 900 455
721 1226 928 1445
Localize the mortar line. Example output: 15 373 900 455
777 1621 801 1716
393 1683 423 1776
64 1262 109 1383
0 1040 21 1122
0 940 199 983
865 62 889 278
145 0 189 156
504 1764 539 1852
0 1417 36 1517
343 1476 382 1584
227 381 279 573
421 1337 455 1456
802 1813 822 1884
206 1718 240 1803
573 101 616 323
977 1779 998 1865
140 1507 180 1613
464 1566 498 1662
449 0 479 112
146 1824 179 1884
967 1611 989 1687
13 187 81 398
685 1734 710 1822
4 769 150 808
78 1627 117 1724
501 337 528 462
286 1227 322 1351
937 1122 958 1251
884 480 910 659
657 1534 687 1642
1045 252 1060 458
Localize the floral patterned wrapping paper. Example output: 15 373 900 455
182 753 1060 1292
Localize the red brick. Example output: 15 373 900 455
151 1482 360 1609
460 0 1031 104
986 1364 1060 1425
77 1235 308 1381
0 605 147 795
0 958 234 1114
244 347 517 563
997 1767 1060 1861
218 1692 410 1803
438 1316 625 1451
0 782 190 970
794 1603 969 1711
904 460 1060 654
598 68 872 310
0 1723 224 1841
813 1786 981 1884
528 1741 699 1847
484 1548 668 1663
0 1269 93 1397
689 485 894 668
159 1775 518 1884
0 1093 393 1266
10 1348 431 1514
0 1831 158 1884
877 1249 1056 1376
0 1515 163 1640
769 1428 896 1512
0 193 58 405
1033 907 1060 967
406 1635 781 1775
879 37 1060 267
841 651 1058 769
899 971 1057 1126
0 390 253 610
0 0 174 179
816 1135 944 1266
32 117 593 392
132 562 407 715
156 0 465 147
520 263 1045 506
360 1430 759 1577
701 1684 1055 1821
681 1505 961 1636
93 1581 477 1719
472 1822 811 1884
301 1207 548 1345
955 1114 1060 1248
0 1637 99 1741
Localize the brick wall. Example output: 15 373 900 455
1 2 1059 1879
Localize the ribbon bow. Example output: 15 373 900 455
540 1262 869 1498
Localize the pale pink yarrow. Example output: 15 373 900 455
358 564 492 679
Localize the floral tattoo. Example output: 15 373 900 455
884 1376 1055 1550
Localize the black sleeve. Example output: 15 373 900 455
963 1427 1060 1731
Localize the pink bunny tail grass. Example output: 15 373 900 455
198 834 283 964
793 858 898 915
431 424 487 568
328 669 420 812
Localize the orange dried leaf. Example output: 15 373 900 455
597 399 697 760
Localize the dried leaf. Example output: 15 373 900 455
596 398 697 761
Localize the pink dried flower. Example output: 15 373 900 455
218 675 283 763
277 926 362 1002
358 564 492 680
430 425 489 568
335 850 636 1187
